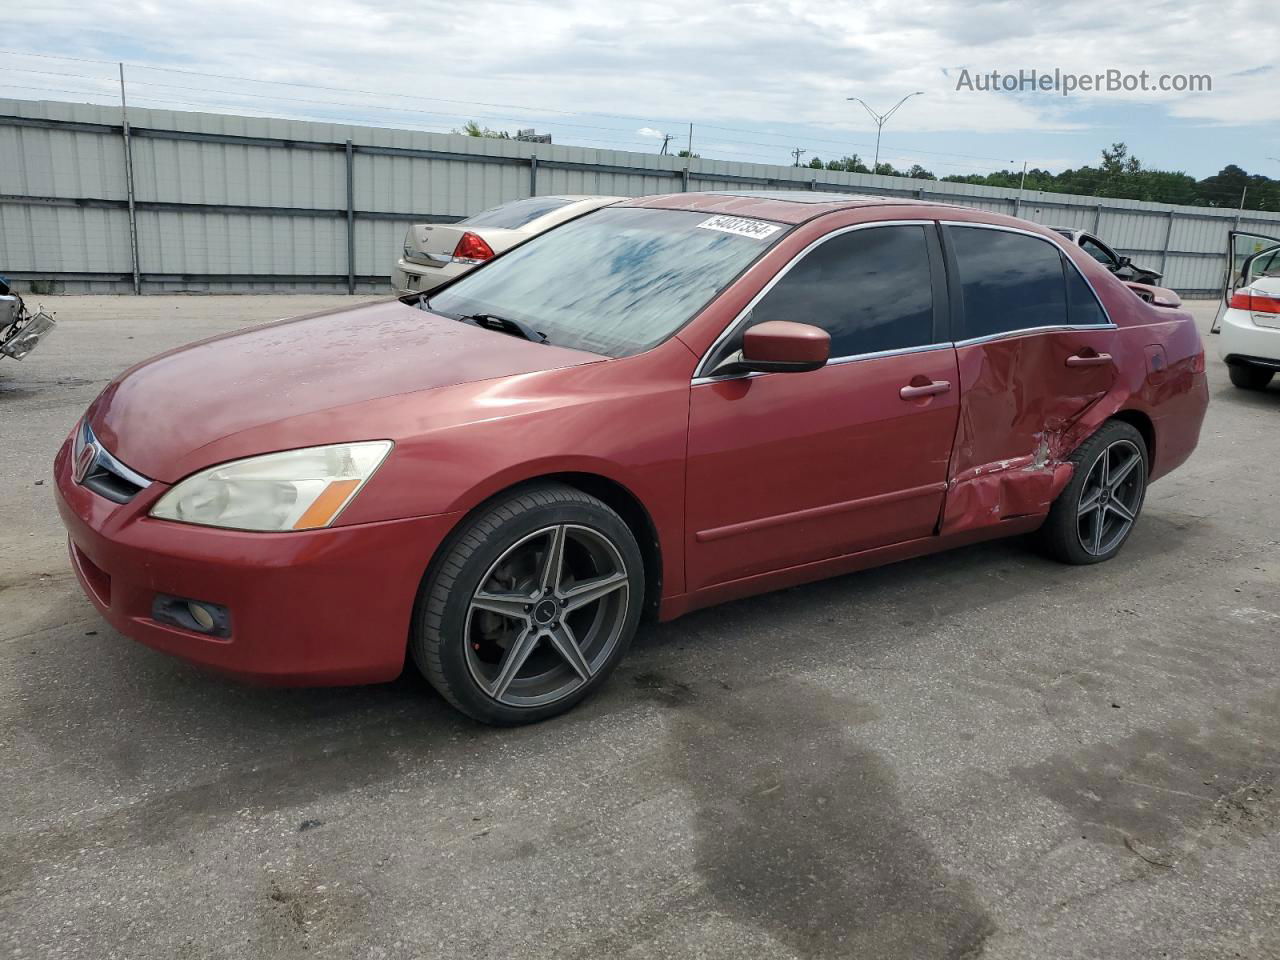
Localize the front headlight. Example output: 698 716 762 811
149 441 393 532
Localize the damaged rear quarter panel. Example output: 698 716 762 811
939 260 1207 535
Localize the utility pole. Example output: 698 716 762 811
1240 185 1249 210
686 123 693 157
1014 160 1028 217
791 147 807 167
659 133 673 156
846 91 924 171
117 63 141 295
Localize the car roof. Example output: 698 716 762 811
619 189 968 225
545 195 629 203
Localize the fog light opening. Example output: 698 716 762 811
151 593 231 638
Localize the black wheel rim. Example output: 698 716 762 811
1076 438 1144 557
464 524 630 708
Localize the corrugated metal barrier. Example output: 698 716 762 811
2 97 1277 296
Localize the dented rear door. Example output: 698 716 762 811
939 224 1116 533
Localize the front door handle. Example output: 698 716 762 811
899 379 952 400
1065 352 1113 368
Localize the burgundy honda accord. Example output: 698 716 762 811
55 191 1209 724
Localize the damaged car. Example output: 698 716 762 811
0 276 56 361
1050 226 1163 286
55 192 1209 725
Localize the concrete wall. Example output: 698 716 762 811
3 97 1277 295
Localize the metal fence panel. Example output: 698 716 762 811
2 96 1279 296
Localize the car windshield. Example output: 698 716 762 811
424 207 788 357
461 197 575 229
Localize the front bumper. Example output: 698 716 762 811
391 257 468 295
1218 307 1280 366
54 434 460 686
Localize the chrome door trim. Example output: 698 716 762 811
692 218 943 382
691 341 954 386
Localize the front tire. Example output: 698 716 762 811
411 483 644 725
1035 421 1148 565
1228 364 1274 391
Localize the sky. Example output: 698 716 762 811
1 0 1277 179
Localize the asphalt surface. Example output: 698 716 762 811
2 295 1278 960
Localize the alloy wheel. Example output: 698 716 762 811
464 524 630 708
1076 438 1144 557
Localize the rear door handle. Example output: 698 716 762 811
1065 353 1113 368
899 380 952 399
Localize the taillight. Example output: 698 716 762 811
1229 289 1280 315
452 232 495 264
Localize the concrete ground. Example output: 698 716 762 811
1 295 1277 960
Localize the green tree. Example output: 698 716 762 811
455 120 511 139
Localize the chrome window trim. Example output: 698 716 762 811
938 219 1117 332
692 219 941 381
692 341 953 386
953 323 1114 349
692 217 1118 385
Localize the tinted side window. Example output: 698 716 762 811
948 227 1068 340
1064 259 1110 326
747 225 935 357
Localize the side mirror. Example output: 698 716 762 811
1116 255 1132 269
712 320 830 376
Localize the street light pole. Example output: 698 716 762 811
846 92 924 171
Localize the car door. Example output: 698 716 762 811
1212 230 1280 333
683 221 960 591
939 223 1118 532
1079 234 1121 273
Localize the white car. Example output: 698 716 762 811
1214 230 1280 391
392 195 626 295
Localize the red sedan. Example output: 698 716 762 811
54 192 1209 724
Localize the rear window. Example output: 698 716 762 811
462 197 574 230
425 207 788 357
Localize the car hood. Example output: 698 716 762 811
87 299 603 483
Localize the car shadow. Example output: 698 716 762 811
1211 380 1280 407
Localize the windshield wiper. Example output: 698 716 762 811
458 313 549 344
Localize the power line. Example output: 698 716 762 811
0 75 997 171
0 49 1028 170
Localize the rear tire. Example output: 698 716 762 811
1035 420 1148 565
410 483 644 725
1228 364 1274 390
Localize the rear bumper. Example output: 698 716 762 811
54 434 459 686
391 258 468 295
1218 307 1280 365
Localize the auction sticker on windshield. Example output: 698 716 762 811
697 215 782 240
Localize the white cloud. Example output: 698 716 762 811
1 0 1276 169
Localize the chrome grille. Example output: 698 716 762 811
73 420 152 504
